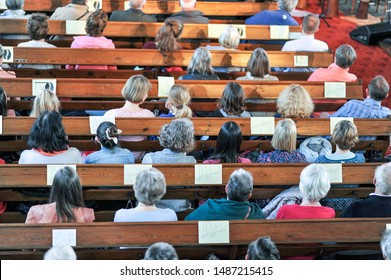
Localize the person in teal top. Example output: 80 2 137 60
185 169 265 221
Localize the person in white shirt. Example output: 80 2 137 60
282 13 329 52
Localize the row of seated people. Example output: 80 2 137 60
36 233 391 260
0 0 300 26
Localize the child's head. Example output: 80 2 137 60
121 75 152 103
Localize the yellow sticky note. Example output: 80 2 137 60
270 25 289 39
324 82 347 98
0 116 2 135
289 32 302 39
158 76 175 97
47 165 77 186
87 0 101 11
330 117 354 134
0 0 6 9
2 46 14 63
207 24 247 39
199 221 230 244
32 79 57 96
250 117 275 135
316 163 343 183
89 116 116 134
194 164 222 185
52 229 77 247
124 164 153 185
66 20 87 35
294 55 309 67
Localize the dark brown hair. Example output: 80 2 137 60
155 19 183 53
85 9 108 37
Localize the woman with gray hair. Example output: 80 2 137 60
178 47 219 80
114 168 177 222
0 0 29 18
144 242 179 260
276 164 335 219
142 118 196 164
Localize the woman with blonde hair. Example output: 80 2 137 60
30 89 60 117
276 84 314 118
236 48 278 81
66 9 116 70
159 85 192 118
179 47 219 80
104 75 155 160
256 118 306 163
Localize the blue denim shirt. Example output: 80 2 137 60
85 146 135 164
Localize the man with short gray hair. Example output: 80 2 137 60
282 14 328 52
185 169 265 220
308 44 357 82
380 230 391 260
167 0 209 24
144 242 179 260
246 0 299 26
342 162 391 217
109 0 157 22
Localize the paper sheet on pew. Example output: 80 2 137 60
329 117 354 134
387 224 391 230
52 229 76 247
124 164 153 185
270 25 289 39
89 116 116 134
0 0 6 9
315 163 343 183
195 164 222 185
87 0 102 11
158 76 175 97
208 24 247 39
2 46 14 63
250 117 275 135
66 20 87 35
198 221 230 244
32 79 57 96
294 55 309 67
47 165 77 185
324 82 346 98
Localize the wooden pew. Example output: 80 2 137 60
5 48 334 68
2 78 363 100
0 219 389 259
0 163 382 222
9 68 313 81
18 0 278 15
1 117 389 137
0 20 301 41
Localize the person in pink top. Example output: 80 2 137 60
308 44 357 82
203 121 251 164
307 44 357 117
104 75 155 160
25 166 95 223
276 164 335 219
66 9 116 70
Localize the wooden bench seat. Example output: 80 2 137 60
18 0 278 15
2 78 363 100
5 48 334 68
0 219 389 259
0 20 301 40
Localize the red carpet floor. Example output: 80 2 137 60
295 1 391 108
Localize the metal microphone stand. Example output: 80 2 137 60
319 0 331 27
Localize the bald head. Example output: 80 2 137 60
180 0 196 11
129 0 146 9
302 14 320 35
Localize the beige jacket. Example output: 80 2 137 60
50 4 92 20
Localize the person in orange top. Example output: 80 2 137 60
25 167 95 223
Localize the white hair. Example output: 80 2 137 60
374 162 391 195
180 0 196 9
144 242 178 260
43 245 77 260
299 164 331 202
381 230 391 260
